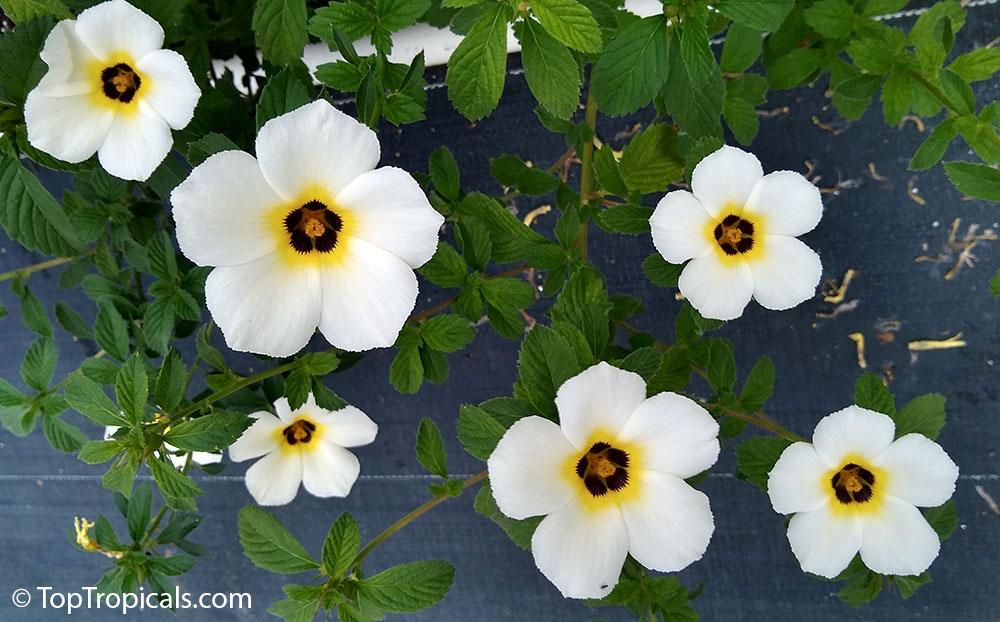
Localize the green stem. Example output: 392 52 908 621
350 470 488 572
906 70 962 116
0 256 75 282
575 88 598 261
144 504 169 548
173 361 299 420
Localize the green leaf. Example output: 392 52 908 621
127 482 153 542
892 393 945 440
423 346 448 383
517 18 581 120
43 415 87 453
723 90 760 146
480 277 535 311
415 417 448 478
21 336 57 391
619 124 683 194
358 560 455 613
445 4 512 121
675 301 724 345
419 243 467 288
937 68 974 116
268 597 316 622
948 47 1000 83
0 377 23 407
54 302 93 340
1 404 35 437
594 205 653 234
489 154 559 195
529 0 601 53
853 372 894 415
992 268 1000 296
315 60 365 93
196 325 227 371
142 297 174 356
704 339 736 395
721 23 762 74
155 349 187 413
714 0 793 30
740 355 775 413
149 456 205 499
456 193 562 267
943 160 1000 201
513 326 578 420
389 335 424 394
591 16 669 116
186 133 241 167
0 152 84 257
78 440 125 464
909 118 958 170
893 572 932 599
836 570 882 607
923 500 957 541
473 480 541 548
803 0 855 39
65 373 128 426
146 554 196 576
156 513 203 544
253 0 309 66
115 355 148 426
165 412 253 451
428 147 461 201
256 68 311 131
680 17 715 87
95 301 129 362
322 513 361 576
642 254 683 287
420 314 476 352
102 458 136 497
593 144 628 197
614 347 661 381
647 346 690 395
0 15 52 105
457 404 508 461
735 436 792 490
846 37 893 75
661 35 724 138
2 0 71 23
767 48 824 89
13 280 53 338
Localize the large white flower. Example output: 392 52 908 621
170 99 444 357
767 405 959 579
24 0 200 181
228 393 378 506
649 145 824 320
487 362 719 599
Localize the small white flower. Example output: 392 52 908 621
487 362 719 599
649 145 824 320
104 425 222 470
170 99 444 357
24 0 200 181
228 392 378 506
767 405 959 579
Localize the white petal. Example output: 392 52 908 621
555 362 647 451
531 497 628 599
744 170 823 237
301 442 361 498
313 405 379 448
205 254 322 357
74 0 164 61
135 49 200 129
871 434 958 507
98 100 172 181
748 235 822 311
24 90 113 163
859 495 940 576
619 471 714 572
677 254 753 321
649 191 713 263
256 100 380 201
170 150 281 267
273 397 296 423
690 145 763 218
228 411 283 462
34 21 98 97
615 392 719 478
812 405 896 468
786 508 862 579
317 237 417 352
334 167 443 268
487 416 578 520
244 450 303 506
767 442 831 515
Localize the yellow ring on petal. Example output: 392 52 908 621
268 184 358 268
273 414 324 454
562 427 645 514
822 453 890 517
703 202 768 265
87 51 147 116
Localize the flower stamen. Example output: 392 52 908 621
713 214 755 255
831 462 876 504
282 419 316 445
575 442 630 497
100 63 141 103
284 200 343 254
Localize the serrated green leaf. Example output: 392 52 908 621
21 336 57 391
419 243 467 288
95 301 129 362
480 277 535 311
156 513 203 545
0 152 84 257
803 0 855 39
165 411 253 451
741 355 775 413
937 68 974 116
358 561 455 613
115 355 147 426
102 457 136 497
457 404 508 461
127 482 153 542
723 90 760 145
43 415 87 453
65 373 127 426
155 349 187 412
256 68 311 131
767 48 824 89
78 440 125 464
428 146 461 201
54 301 93 340
512 326 578 419
150 456 205 499
517 18 581 120
445 4 512 121
680 17 715 87
705 339 736 395
473 480 541 548
735 436 792 490
892 393 945 440
591 16 669 116
389 336 423 394
642 254 683 287
322 512 361 577
853 372 895 415
893 572 931 599
943 160 1000 201
2 0 71 24
593 144 628 197
0 16 53 105
529 0 601 53
909 118 957 170
923 500 957 541
948 47 1000 83
594 205 653 234
715 0 793 30
253 0 309 66
420 314 475 352
721 23 762 74
186 133 241 167
415 417 448 477
619 124 683 194
836 570 882 607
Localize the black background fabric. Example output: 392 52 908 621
1 4 999 620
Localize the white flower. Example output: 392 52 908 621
487 362 719 599
228 392 378 506
104 424 222 470
24 0 200 181
170 99 444 357
767 405 959 579
649 145 824 320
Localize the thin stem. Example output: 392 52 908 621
351 470 487 572
0 256 74 282
144 504 169 547
575 88 598 261
173 361 299 420
407 264 531 324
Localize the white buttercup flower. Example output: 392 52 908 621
487 362 719 599
24 0 200 181
170 99 444 357
767 405 959 579
228 392 377 506
649 145 824 320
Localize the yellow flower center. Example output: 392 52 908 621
100 63 142 103
575 442 630 497
713 214 755 256
281 419 316 445
831 462 876 505
284 200 343 254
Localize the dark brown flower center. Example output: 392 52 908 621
100 63 141 103
575 442 629 497
284 200 343 254
831 463 876 504
713 214 755 256
282 419 316 445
